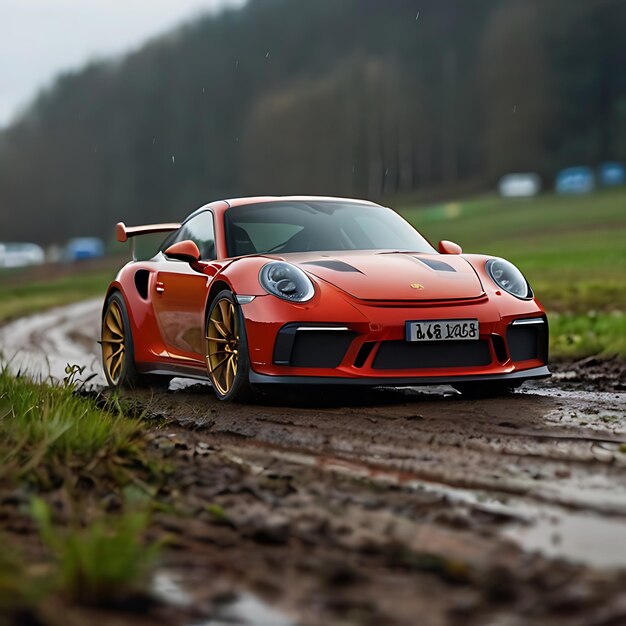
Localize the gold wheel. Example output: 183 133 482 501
206 297 239 396
102 299 126 385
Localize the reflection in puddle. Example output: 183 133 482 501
192 592 296 626
153 572 297 626
170 377 212 391
152 571 193 607
504 511 626 569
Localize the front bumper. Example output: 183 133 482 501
242 289 549 382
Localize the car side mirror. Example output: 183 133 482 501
164 240 201 264
438 240 462 255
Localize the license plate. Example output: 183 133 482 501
405 319 479 342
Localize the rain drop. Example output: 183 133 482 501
265 51 270 58
415 11 420 21
171 155 175 164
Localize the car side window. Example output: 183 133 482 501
162 211 216 260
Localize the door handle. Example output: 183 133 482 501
155 281 165 294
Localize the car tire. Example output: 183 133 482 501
205 289 254 402
101 292 170 390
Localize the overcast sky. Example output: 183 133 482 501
0 0 245 127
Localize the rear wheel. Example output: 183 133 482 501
452 381 521 398
205 290 254 402
101 292 170 389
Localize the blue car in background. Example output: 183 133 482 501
598 162 625 187
65 237 105 261
555 166 595 194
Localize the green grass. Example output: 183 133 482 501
0 368 143 486
398 187 626 357
31 498 163 606
0 371 165 611
0 270 113 323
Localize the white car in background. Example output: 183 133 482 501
498 173 541 198
0 242 45 268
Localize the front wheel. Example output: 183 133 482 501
205 290 254 402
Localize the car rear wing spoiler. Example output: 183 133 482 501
116 221 180 260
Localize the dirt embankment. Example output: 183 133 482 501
1 302 625 625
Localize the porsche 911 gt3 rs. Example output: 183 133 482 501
101 196 549 401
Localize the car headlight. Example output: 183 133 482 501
486 259 532 299
259 261 315 302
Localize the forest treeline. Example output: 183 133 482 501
0 0 624 244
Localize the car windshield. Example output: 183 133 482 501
224 200 435 257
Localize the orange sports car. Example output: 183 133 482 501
101 196 549 401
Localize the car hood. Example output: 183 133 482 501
271 251 485 301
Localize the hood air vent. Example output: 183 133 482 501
302 260 363 273
415 258 456 272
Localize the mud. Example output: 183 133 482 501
1 301 626 625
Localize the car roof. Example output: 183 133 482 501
185 195 381 222
222 195 379 208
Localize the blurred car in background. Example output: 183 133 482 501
64 237 105 261
555 166 595 194
598 162 625 187
498 173 541 198
0 242 45 268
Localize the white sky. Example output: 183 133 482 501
0 0 246 127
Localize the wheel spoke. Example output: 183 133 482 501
106 344 123 361
110 303 123 330
207 353 229 374
218 300 231 330
207 349 228 357
103 336 124 344
206 336 229 344
111 353 123 379
225 356 234 388
106 314 123 337
210 317 229 339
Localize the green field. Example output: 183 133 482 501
399 187 626 357
0 270 114 324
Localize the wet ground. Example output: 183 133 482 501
1 299 626 625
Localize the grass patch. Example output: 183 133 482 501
0 368 144 488
0 370 167 614
31 498 163 606
398 187 626 357
0 270 113 323
549 311 626 359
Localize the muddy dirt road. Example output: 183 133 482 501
1 300 626 625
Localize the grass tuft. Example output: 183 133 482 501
0 368 144 487
31 498 164 606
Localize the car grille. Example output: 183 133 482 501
372 339 492 370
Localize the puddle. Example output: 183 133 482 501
170 377 211 391
193 592 297 626
152 570 194 607
152 571 297 626
504 511 626 569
